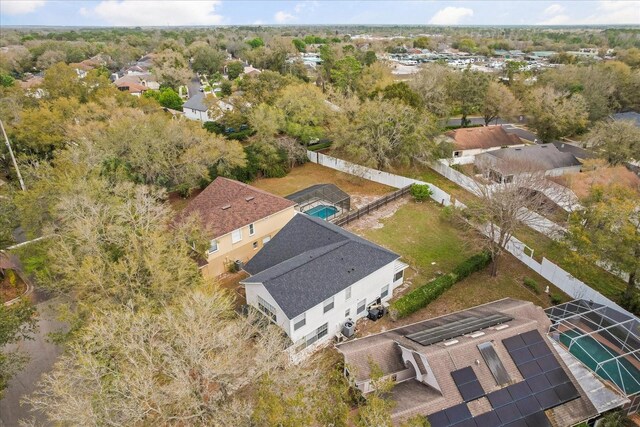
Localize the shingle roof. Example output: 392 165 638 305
446 126 523 151
183 92 209 112
242 214 399 319
482 143 582 172
178 177 295 239
612 111 640 127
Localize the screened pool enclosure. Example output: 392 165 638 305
285 184 350 222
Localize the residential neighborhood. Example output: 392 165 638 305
1 2 640 426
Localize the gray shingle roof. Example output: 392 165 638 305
183 92 208 112
483 143 581 172
242 214 399 319
612 112 640 127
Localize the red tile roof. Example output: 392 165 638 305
179 177 296 238
446 126 523 151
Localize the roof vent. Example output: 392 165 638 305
495 324 509 331
245 196 255 202
221 204 231 210
468 331 485 338
444 339 459 346
540 145 547 148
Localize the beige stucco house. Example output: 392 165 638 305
179 177 296 277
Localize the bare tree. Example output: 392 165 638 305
462 158 562 276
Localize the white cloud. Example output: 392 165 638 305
274 10 296 23
543 4 566 15
428 7 473 25
581 1 640 24
0 0 46 15
86 0 223 26
252 20 265 25
294 1 318 13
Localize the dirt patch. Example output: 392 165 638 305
345 196 410 231
1 271 27 303
217 271 248 309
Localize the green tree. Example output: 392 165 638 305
41 62 83 99
379 82 422 108
565 185 640 301
226 61 244 80
413 36 431 49
332 56 362 94
363 50 377 66
247 37 265 49
220 80 232 96
409 64 451 117
0 73 14 87
481 81 521 125
275 83 331 143
586 120 640 165
446 70 490 126
526 87 589 142
158 87 183 111
191 46 226 76
0 299 36 397
331 97 445 170
292 38 306 52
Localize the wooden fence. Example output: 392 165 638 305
332 185 412 227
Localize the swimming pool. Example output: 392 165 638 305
560 329 640 395
306 205 338 220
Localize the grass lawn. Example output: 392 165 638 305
252 162 393 198
354 200 569 335
515 227 628 301
357 201 473 285
394 164 479 205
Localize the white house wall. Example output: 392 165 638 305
287 261 403 345
184 107 209 122
244 283 291 333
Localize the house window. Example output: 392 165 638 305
257 296 276 322
306 323 328 346
394 271 403 282
263 236 271 244
323 296 334 313
345 308 350 318
232 228 242 244
208 239 218 254
381 285 389 299
357 299 366 314
249 223 255 236
253 241 258 250
345 286 351 300
293 313 306 331
454 151 462 158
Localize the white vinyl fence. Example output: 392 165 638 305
307 151 635 318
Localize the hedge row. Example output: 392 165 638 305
390 252 491 319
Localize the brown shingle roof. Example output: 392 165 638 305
446 126 523 151
179 177 296 239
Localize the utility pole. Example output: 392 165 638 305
0 118 26 191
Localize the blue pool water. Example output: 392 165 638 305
306 205 338 220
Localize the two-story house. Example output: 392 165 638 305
179 177 296 277
241 214 408 351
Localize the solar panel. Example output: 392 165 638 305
527 373 552 393
458 381 485 402
496 402 521 424
427 410 449 427
521 330 544 346
535 388 561 410
518 360 543 379
510 347 535 365
405 313 512 346
529 341 552 359
536 354 560 372
546 368 569 387
473 411 501 426
451 367 477 385
516 395 541 417
444 403 472 424
478 341 511 385
502 335 526 352
555 382 579 402
453 419 477 427
507 381 532 401
487 388 513 409
524 412 552 427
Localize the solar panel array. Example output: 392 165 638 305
451 367 485 402
427 329 580 427
405 313 512 346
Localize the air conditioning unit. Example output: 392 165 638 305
342 319 356 338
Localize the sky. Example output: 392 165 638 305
0 0 639 27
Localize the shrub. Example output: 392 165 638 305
410 184 433 202
175 184 192 199
523 277 539 294
550 294 564 305
390 252 491 319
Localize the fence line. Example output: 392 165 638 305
333 185 411 227
307 151 635 318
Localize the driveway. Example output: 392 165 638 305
0 296 66 427
186 74 201 100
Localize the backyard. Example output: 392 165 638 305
349 200 570 335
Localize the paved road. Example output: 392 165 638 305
186 74 201 100
0 296 67 427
